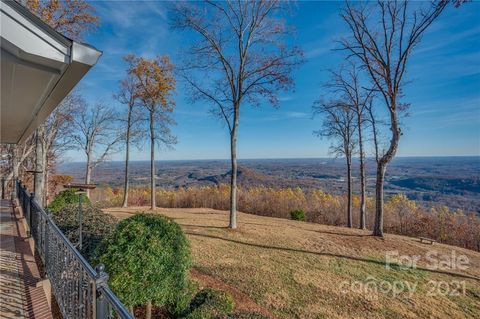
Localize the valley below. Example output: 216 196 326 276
59 156 480 214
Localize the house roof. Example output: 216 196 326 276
0 0 102 144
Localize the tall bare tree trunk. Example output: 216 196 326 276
346 152 353 228
85 153 92 198
122 144 130 207
373 162 386 236
122 111 132 208
358 122 366 229
373 109 400 237
34 127 45 206
149 110 156 210
369 109 380 163
229 108 239 229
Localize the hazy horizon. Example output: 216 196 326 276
59 155 480 165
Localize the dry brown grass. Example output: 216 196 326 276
93 186 480 251
105 206 480 319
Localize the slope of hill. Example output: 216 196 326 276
104 207 480 319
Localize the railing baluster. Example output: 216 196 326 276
30 193 35 239
44 213 50 275
94 264 109 319
25 189 31 236
14 182 132 319
23 185 26 215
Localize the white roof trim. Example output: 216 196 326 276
0 0 102 144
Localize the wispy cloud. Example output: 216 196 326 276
285 111 308 119
278 95 294 102
410 96 480 129
81 1 176 97
302 28 348 60
304 46 332 59
244 111 310 123
416 25 480 55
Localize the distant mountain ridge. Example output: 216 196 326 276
58 157 480 213
197 166 286 187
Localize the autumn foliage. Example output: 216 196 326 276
25 0 99 40
91 185 480 251
125 55 176 111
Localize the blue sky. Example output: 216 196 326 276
69 0 480 161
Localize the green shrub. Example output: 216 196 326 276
290 209 305 221
94 213 192 314
169 280 199 317
52 204 117 260
47 189 90 214
183 288 235 319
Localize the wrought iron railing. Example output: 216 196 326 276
16 180 133 319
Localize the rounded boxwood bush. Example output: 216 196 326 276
183 288 235 319
52 204 117 260
290 209 305 221
94 213 192 311
47 189 90 214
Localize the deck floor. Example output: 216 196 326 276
0 199 52 319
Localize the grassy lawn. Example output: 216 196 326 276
105 207 480 319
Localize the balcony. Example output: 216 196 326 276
0 181 133 319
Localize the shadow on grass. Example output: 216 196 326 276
186 232 480 282
239 221 373 238
182 224 228 230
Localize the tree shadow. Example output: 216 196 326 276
181 224 228 230
186 232 480 282
238 221 373 238
174 217 228 223
176 211 225 215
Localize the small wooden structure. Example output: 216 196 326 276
63 183 97 191
419 237 437 245
26 170 43 174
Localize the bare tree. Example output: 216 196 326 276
126 55 177 211
339 0 449 236
172 0 303 229
328 64 373 230
313 99 357 228
34 126 46 204
70 101 121 197
37 93 79 204
1 138 35 191
114 64 142 208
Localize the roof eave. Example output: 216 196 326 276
16 41 102 144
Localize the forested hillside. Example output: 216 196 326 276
60 157 480 213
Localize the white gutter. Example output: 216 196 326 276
0 0 102 144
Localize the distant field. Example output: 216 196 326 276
61 157 480 213
105 206 480 319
